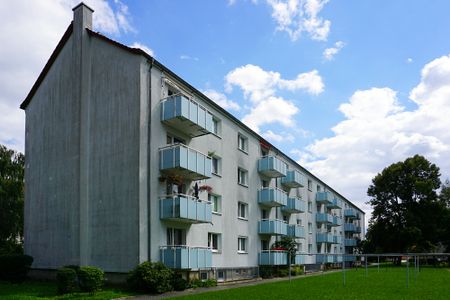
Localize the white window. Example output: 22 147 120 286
308 201 312 213
166 134 185 145
209 194 221 214
167 228 186 246
298 242 303 252
212 117 220 136
208 233 221 252
317 185 321 192
297 219 302 225
238 236 248 253
238 168 248 186
238 202 248 219
238 134 248 152
308 222 312 234
261 180 269 188
307 179 312 191
212 156 221 175
308 244 312 253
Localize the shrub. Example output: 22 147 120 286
171 273 188 291
203 279 217 287
259 265 273 279
57 267 78 294
77 266 104 293
0 254 33 282
291 265 304 276
188 278 203 288
127 261 173 294
277 268 289 277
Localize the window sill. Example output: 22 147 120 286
212 211 222 216
237 251 248 254
212 132 222 139
212 172 222 178
238 217 248 221
212 250 221 254
238 183 248 188
238 148 248 155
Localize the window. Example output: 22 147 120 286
261 209 268 219
238 168 248 186
308 222 312 234
261 180 269 188
283 215 288 222
317 185 321 192
261 240 269 250
200 272 208 280
238 202 248 219
238 236 248 253
208 233 221 252
308 244 312 253
307 179 312 191
166 134 185 145
308 201 312 213
212 117 220 136
298 242 303 252
167 228 186 246
212 156 221 175
217 271 225 282
297 219 302 225
261 147 269 156
209 194 221 214
238 134 248 152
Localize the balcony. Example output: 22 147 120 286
281 170 305 188
317 255 334 264
160 195 212 223
258 188 288 207
344 255 356 262
282 197 305 213
159 144 211 180
331 255 343 263
344 239 357 247
344 208 357 218
331 216 342 227
316 233 333 243
258 156 287 178
333 235 343 244
259 250 287 265
316 213 333 224
315 192 333 205
355 226 362 233
160 246 212 270
287 225 305 239
258 219 287 236
295 253 306 265
161 95 213 137
327 198 342 209
344 223 356 232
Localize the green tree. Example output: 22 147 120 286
365 155 448 262
271 236 297 264
0 144 25 254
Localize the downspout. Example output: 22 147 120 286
147 58 154 262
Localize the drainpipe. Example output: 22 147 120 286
147 58 154 262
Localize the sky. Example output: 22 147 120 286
2 0 450 227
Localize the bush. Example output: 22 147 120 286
277 268 289 277
127 261 173 294
77 266 104 293
0 254 33 282
57 267 78 294
259 265 273 279
203 279 217 287
188 278 217 288
291 265 304 276
171 273 188 291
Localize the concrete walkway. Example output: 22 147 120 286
123 270 340 300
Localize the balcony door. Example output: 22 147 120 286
167 228 186 246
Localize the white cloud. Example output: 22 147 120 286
266 0 331 41
263 130 295 143
203 89 240 111
297 54 450 227
180 55 199 61
407 58 413 63
278 70 324 95
130 42 154 56
323 41 345 61
0 0 135 152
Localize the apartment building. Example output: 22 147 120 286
21 3 364 280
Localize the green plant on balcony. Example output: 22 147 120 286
271 237 297 265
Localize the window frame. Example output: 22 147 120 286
238 236 248 253
211 156 221 176
237 134 248 153
208 232 221 253
238 201 248 220
238 168 248 187
212 117 221 136
209 193 222 215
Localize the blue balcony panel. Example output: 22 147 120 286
258 219 287 236
316 213 333 224
282 197 305 213
160 246 212 270
160 195 212 223
327 198 342 209
258 156 287 178
316 192 333 205
333 235 343 244
355 226 362 233
295 253 306 265
317 255 334 264
159 144 211 180
161 95 213 137
281 170 305 188
258 188 288 207
344 239 357 247
259 251 287 265
331 216 342 227
287 225 305 239
344 209 357 219
316 233 334 243
344 255 356 262
344 223 357 232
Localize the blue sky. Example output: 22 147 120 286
2 0 450 222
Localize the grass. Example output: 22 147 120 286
0 280 135 300
175 266 450 300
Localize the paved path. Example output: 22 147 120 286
123 270 340 300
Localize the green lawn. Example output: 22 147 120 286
175 266 450 300
0 280 135 300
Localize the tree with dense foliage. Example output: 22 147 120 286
364 155 450 261
0 145 25 254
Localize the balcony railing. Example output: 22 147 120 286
317 254 334 264
257 187 288 207
327 198 342 209
355 226 362 233
315 192 333 205
344 255 356 262
331 216 342 227
257 156 287 178
344 208 357 218
344 239 357 247
258 219 288 236
160 195 212 223
344 223 357 232
316 233 334 243
281 170 305 188
295 253 306 265
282 197 305 213
159 144 211 180
259 250 287 265
332 255 343 263
333 235 343 244
287 225 305 239
316 213 333 224
161 95 213 137
160 246 212 269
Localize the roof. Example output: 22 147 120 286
19 24 365 215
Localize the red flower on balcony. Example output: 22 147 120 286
199 185 213 193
